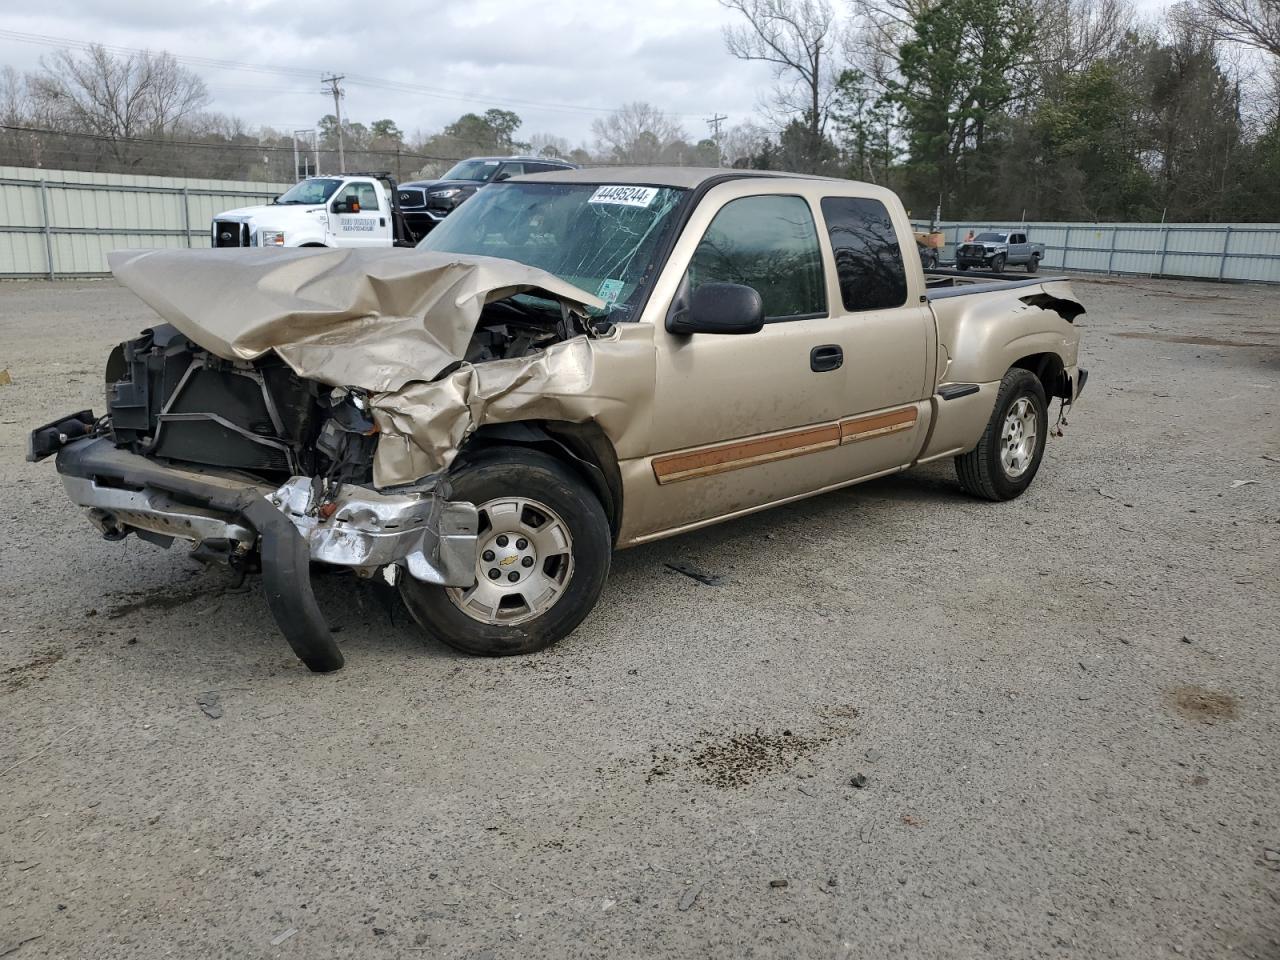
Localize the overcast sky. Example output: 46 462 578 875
1 0 1171 148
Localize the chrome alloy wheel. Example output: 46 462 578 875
446 497 574 626
1000 396 1039 478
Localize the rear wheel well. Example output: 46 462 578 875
1012 353 1069 400
456 421 623 543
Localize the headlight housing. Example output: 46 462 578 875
429 188 461 199
260 230 286 247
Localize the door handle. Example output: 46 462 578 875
810 344 843 372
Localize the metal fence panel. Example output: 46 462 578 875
4 168 1280 282
913 219 1280 283
0 165 288 277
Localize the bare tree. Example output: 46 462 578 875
721 0 841 164
591 102 688 163
1185 0 1280 57
28 44 209 164
846 0 929 78
0 66 31 125
528 132 572 158
720 120 774 165
1031 0 1138 85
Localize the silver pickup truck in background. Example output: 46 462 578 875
956 230 1046 273
29 168 1087 672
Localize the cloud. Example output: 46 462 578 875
2 0 779 142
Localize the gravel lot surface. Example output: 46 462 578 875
1 276 1277 959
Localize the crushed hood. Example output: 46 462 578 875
108 247 604 393
107 247 634 489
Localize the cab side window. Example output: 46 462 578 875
686 195 826 321
1010 233 1025 244
495 162 525 181
333 182 380 212
819 196 907 312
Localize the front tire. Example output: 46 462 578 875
991 254 1006 273
399 447 611 656
955 368 1048 501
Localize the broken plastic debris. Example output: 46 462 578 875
269 928 298 946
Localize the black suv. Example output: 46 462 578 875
398 156 579 238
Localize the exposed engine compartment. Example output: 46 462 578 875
462 297 601 365
102 298 590 487
105 324 328 479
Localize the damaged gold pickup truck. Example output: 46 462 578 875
28 167 1087 672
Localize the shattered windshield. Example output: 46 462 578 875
276 178 342 205
440 159 503 182
417 182 687 318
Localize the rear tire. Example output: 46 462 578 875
1026 255 1040 274
957 263 970 271
399 447 611 656
955 368 1048 501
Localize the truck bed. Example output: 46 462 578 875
923 269 1070 300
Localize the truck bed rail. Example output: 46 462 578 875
923 270 1071 300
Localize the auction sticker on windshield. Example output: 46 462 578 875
589 186 659 207
596 278 625 303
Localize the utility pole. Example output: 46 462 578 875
705 113 728 164
321 74 346 173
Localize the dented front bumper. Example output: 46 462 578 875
49 435 478 672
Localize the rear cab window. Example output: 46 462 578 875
685 194 826 322
819 196 907 312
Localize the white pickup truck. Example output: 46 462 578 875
211 173 416 249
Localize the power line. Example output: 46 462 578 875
0 122 435 160
0 122 643 167
0 27 711 120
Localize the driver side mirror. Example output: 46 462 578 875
333 197 360 214
667 282 765 335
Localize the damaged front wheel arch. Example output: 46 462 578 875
458 421 623 543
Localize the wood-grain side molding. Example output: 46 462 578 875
652 406 918 484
